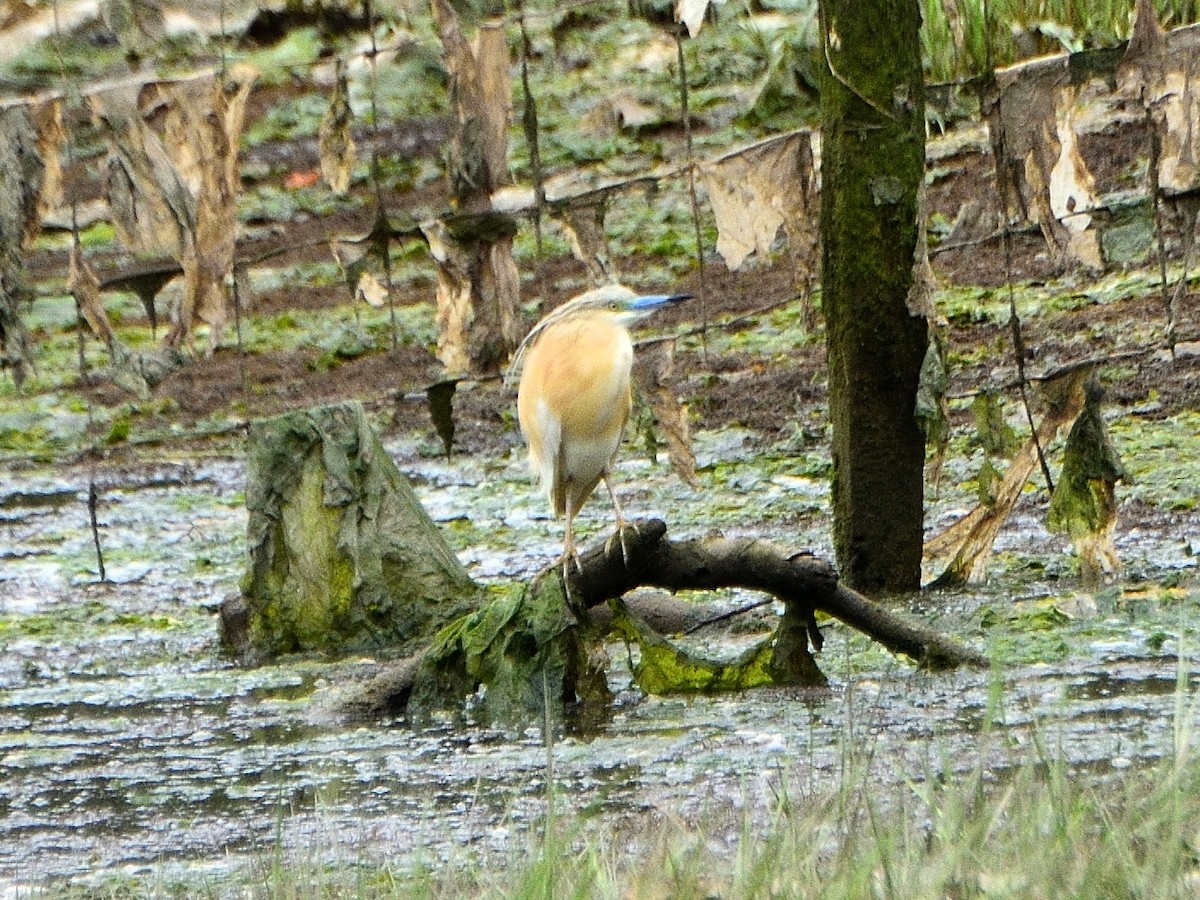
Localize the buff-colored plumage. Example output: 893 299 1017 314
510 284 690 574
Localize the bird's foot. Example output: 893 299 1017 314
559 550 588 616
604 519 639 568
559 548 583 586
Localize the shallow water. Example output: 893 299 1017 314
0 437 1197 894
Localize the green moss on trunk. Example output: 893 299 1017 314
237 402 481 658
819 0 928 592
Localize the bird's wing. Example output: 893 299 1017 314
532 398 565 513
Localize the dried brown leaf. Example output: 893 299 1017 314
702 131 817 271
90 82 196 256
69 245 116 346
356 272 388 308
432 1 511 205
989 66 1101 270
421 215 521 376
925 368 1089 586
1125 0 1166 64
31 99 64 222
635 344 699 490
101 0 165 56
129 65 255 350
318 59 357 195
560 203 613 285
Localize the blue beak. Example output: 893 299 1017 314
630 293 694 310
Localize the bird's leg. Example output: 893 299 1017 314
601 474 636 567
563 495 585 576
560 497 591 610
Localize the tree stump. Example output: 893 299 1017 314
221 402 480 660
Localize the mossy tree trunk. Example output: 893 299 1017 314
818 0 928 592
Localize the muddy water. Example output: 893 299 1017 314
0 440 1197 893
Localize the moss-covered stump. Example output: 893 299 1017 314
223 402 481 660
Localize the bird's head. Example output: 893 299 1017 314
559 284 693 324
506 284 692 386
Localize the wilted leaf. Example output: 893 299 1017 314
318 58 357 195
165 65 257 350
1047 379 1124 580
89 82 196 256
971 390 1018 458
560 202 613 285
976 457 1001 507
1125 0 1166 64
356 272 388 307
100 0 165 57
420 215 521 376
702 130 817 271
431 1 510 204
31 99 64 222
676 0 727 37
925 367 1089 587
0 105 42 387
1123 21 1200 195
108 341 186 398
987 61 1102 270
635 343 699 490
331 208 392 307
426 378 459 459
69 245 116 347
915 339 949 442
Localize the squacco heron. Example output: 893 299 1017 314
510 284 691 580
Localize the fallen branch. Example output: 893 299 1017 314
566 519 988 670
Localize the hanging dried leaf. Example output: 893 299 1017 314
1125 0 1166 65
421 218 475 375
421 213 521 376
925 367 1089 587
560 201 614 285
676 0 725 37
431 1 511 206
31 99 64 222
426 378 459 458
167 66 256 350
69 245 116 347
986 61 1102 270
971 390 1019 458
357 272 389 308
1122 22 1200 196
93 65 252 350
100 0 165 58
318 59 357 195
89 82 196 256
915 339 949 442
915 338 950 486
427 3 521 375
634 342 699 490
0 104 45 248
1047 379 1124 580
331 207 392 307
702 131 817 271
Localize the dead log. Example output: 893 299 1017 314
379 518 987 731
564 519 988 671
